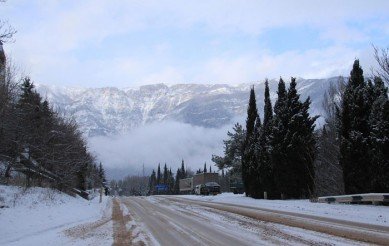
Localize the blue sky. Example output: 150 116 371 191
1 0 388 87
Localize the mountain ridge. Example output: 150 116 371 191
36 77 342 137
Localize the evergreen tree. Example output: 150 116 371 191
98 162 106 185
212 123 245 175
203 162 207 173
257 79 275 198
250 114 262 198
17 78 44 150
272 78 317 198
242 86 259 197
287 79 317 198
163 163 168 185
168 168 174 194
339 60 372 194
181 159 186 178
369 77 389 192
149 169 156 194
271 78 289 198
157 163 161 185
174 168 181 194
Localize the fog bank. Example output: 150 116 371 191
88 119 244 179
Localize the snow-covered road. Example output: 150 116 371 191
119 196 377 245
2 185 388 245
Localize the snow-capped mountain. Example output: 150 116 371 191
36 77 341 137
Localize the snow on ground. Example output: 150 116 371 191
0 185 112 246
181 193 389 227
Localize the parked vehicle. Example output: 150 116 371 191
195 184 209 195
205 182 221 195
230 178 244 194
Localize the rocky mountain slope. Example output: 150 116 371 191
36 77 341 137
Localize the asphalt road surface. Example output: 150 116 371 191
117 196 389 245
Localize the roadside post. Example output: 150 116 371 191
100 186 103 203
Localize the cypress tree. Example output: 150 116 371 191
168 168 174 193
149 169 156 194
203 162 207 173
181 159 186 178
287 78 317 198
242 86 258 197
272 78 317 198
98 162 106 185
339 60 372 194
174 168 181 194
157 163 161 185
258 80 275 198
251 114 262 198
271 78 288 198
369 77 389 192
163 163 168 185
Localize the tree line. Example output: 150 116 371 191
214 54 389 199
148 160 193 195
0 44 106 194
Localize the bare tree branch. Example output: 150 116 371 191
0 0 17 43
373 45 389 86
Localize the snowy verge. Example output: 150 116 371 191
0 185 112 246
179 193 389 227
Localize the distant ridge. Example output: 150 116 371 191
36 77 341 137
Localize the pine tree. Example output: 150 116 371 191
212 122 245 175
339 60 372 194
242 86 259 197
18 78 43 148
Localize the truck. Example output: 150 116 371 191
180 172 220 195
179 178 193 194
229 178 244 194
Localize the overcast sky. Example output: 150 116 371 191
1 0 388 87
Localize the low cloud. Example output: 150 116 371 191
88 120 244 179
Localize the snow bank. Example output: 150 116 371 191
180 193 389 227
0 185 112 246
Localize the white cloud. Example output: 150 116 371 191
1 0 388 86
191 46 379 83
88 120 240 175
